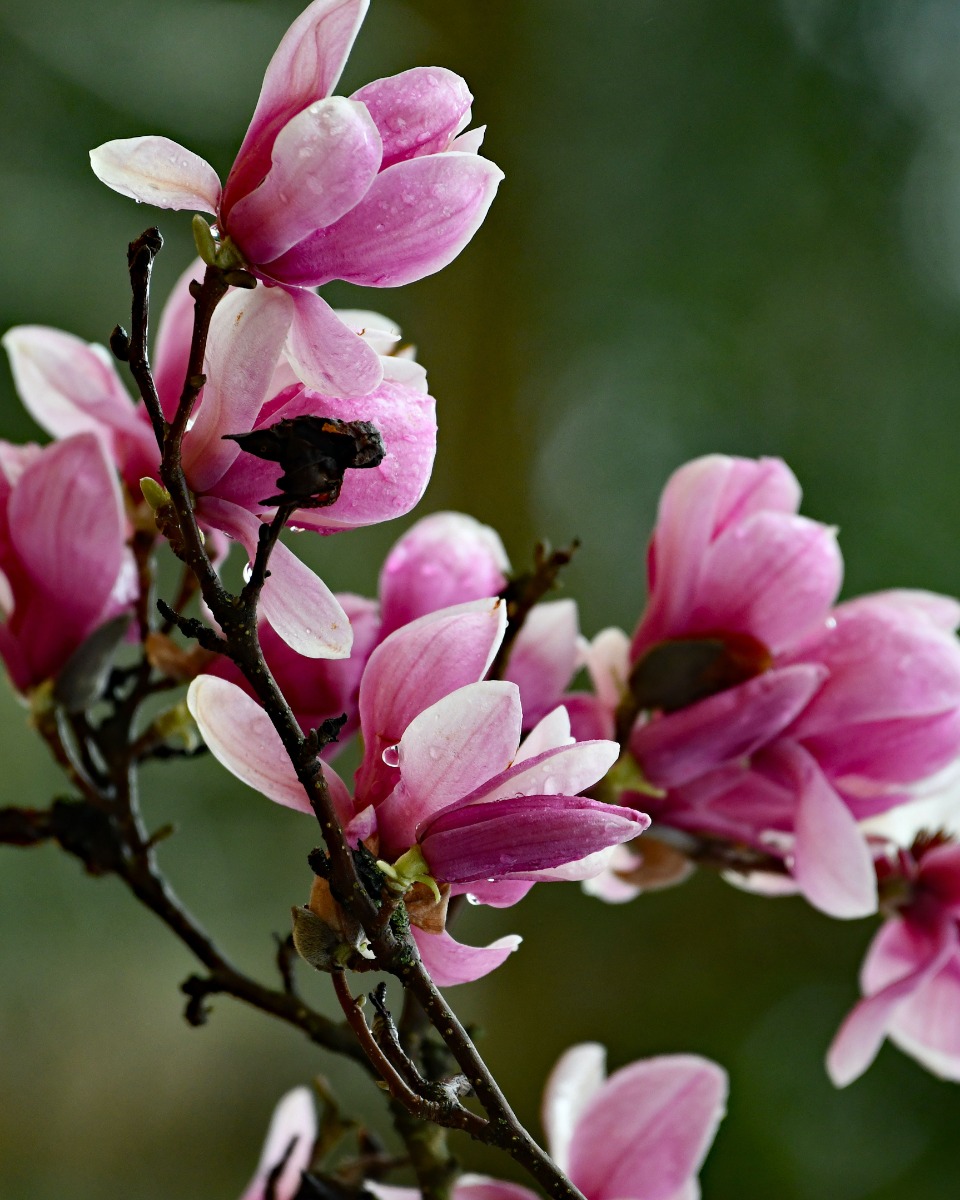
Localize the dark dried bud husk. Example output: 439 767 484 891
224 416 385 509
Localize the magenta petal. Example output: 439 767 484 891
154 260 204 421
631 665 827 789
224 0 369 214
285 287 383 397
351 67 473 169
788 745 877 919
239 1086 316 1200
199 498 351 660
265 153 504 287
886 952 960 1080
827 917 956 1087
187 676 352 823
378 511 509 641
89 137 220 211
355 599 506 807
419 796 648 884
567 1055 727 1200
183 288 294 493
229 98 382 264
454 879 534 908
411 926 520 986
9 434 124 633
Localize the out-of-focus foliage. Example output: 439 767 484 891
3 1 960 1197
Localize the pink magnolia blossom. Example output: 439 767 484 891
828 838 960 1086
369 1043 727 1200
89 0 502 398
187 599 646 984
606 455 960 920
238 1086 316 1200
0 434 135 694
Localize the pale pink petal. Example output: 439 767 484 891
713 456 801 529
378 511 509 640
229 97 382 264
224 0 370 215
411 926 521 986
265 153 504 288
504 600 579 722
0 566 13 619
567 1055 727 1200
284 287 383 397
631 665 827 789
789 746 877 919
187 675 352 823
515 707 574 762
542 1043 608 1172
154 259 204 421
450 126 486 154
580 627 631 711
351 67 472 169
868 589 960 633
240 1086 316 1200
419 796 648 884
887 953 960 1080
333 308 402 355
464 740 620 807
355 600 506 807
450 1178 540 1200
183 288 294 493
199 498 351 660
695 513 841 652
827 918 956 1087
9 434 124 632
377 681 521 853
89 137 220 211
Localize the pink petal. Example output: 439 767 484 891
450 126 486 154
199 498 352 660
89 137 220 211
789 745 877 919
464 740 620 808
154 260 204 421
580 626 631 711
515 707 574 761
411 926 521 986
450 1179 540 1200
827 917 956 1087
419 796 648 884
351 67 473 169
239 1086 316 1200
9 434 124 634
187 675 352 823
264 153 504 288
216 376 435 531
355 599 506 807
568 1055 727 1200
377 681 521 854
867 589 960 633
223 0 369 215
228 97 382 265
284 287 383 397
183 288 294 493
886 951 960 1081
454 879 534 908
695 512 841 653
504 600 580 723
630 665 827 789
542 1043 608 1173
378 511 509 641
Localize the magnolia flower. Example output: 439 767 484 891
368 1043 727 1200
89 0 503 398
0 434 135 694
239 1087 316 1200
828 837 960 1086
5 270 437 662
603 455 960 920
188 599 647 984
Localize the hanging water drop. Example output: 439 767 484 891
382 743 401 768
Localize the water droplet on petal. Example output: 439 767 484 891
428 746 440 761
465 893 481 905
242 561 253 583
382 743 401 768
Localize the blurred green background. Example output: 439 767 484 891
3 0 960 1196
